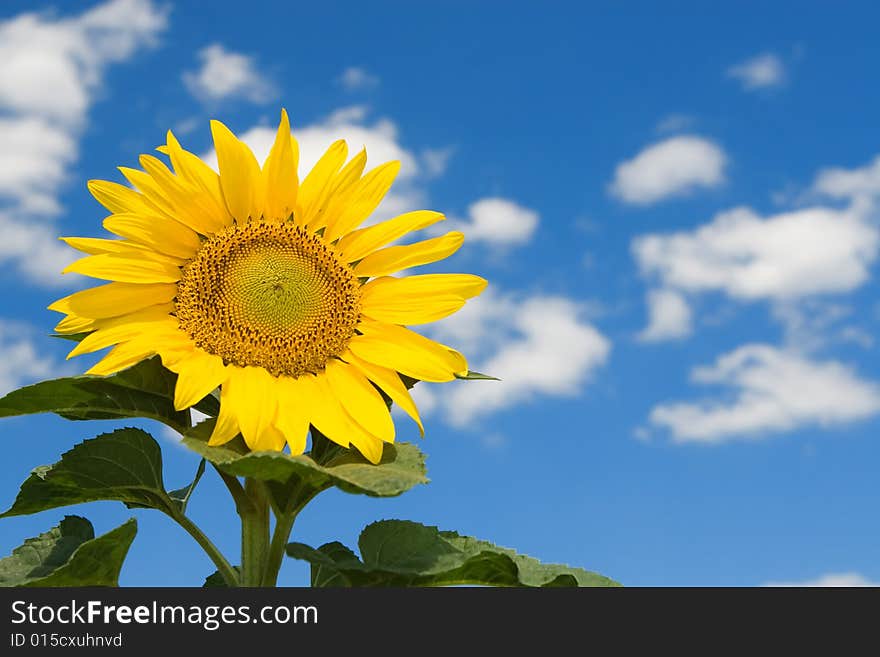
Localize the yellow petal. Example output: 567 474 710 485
168 349 228 411
103 212 201 259
54 314 97 334
59 237 182 264
348 321 468 383
348 431 384 464
274 375 312 455
63 253 181 283
325 359 394 443
309 149 367 231
323 160 400 242
221 366 278 450
297 140 347 226
118 166 178 218
344 351 424 436
336 210 445 262
363 273 488 300
359 274 486 324
262 109 299 221
353 231 464 278
67 308 178 358
209 375 240 446
87 180 154 215
296 372 385 463
49 282 177 319
138 154 228 236
211 120 264 221
165 130 231 231
85 337 159 376
362 294 465 325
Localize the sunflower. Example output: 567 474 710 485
50 110 485 463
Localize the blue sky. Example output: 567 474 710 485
1 0 879 587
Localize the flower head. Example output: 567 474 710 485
51 110 485 463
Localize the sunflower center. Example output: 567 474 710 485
175 221 361 377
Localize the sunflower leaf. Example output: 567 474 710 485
0 516 137 587
1 427 175 518
182 418 428 506
287 520 620 587
0 356 189 432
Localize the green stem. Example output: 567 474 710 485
261 487 325 586
262 511 297 587
240 478 270 587
168 508 239 587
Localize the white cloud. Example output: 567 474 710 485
421 147 455 178
638 289 693 342
421 292 611 426
0 0 167 127
812 155 880 204
0 117 76 215
0 320 65 395
446 198 540 247
727 53 786 91
649 344 880 444
0 0 167 285
183 44 276 104
633 205 878 301
0 212 78 287
338 66 379 91
764 572 878 587
610 135 727 205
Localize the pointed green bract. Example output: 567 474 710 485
288 520 621 587
454 370 500 381
0 516 136 587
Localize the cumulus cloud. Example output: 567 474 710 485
638 289 693 342
812 155 880 204
183 44 276 104
648 344 880 444
633 205 878 301
0 0 167 284
764 572 878 587
337 66 379 91
418 292 611 426
0 320 66 395
727 53 786 91
610 136 727 205
446 197 540 247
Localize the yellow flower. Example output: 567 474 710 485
51 110 485 463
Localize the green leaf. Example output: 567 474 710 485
0 516 137 587
203 566 240 587
287 520 620 587
454 370 500 381
1 427 175 518
183 419 428 508
0 356 190 432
